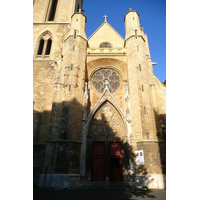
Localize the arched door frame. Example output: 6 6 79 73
85 98 128 181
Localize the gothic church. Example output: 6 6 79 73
33 0 166 189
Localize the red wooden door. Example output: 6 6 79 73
92 143 105 182
109 142 123 181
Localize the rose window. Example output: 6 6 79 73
92 69 120 93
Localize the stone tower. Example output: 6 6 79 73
124 9 166 187
33 0 87 186
33 1 166 189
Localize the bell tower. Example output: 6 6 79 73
33 0 87 188
124 8 165 188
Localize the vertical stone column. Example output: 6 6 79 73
80 121 87 176
124 10 142 147
80 82 89 177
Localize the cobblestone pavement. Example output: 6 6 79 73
33 188 166 200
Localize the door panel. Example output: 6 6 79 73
110 158 121 181
109 142 123 181
92 157 105 181
92 143 105 182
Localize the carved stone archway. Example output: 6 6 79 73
86 101 127 182
89 101 126 141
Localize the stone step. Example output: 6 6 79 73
69 182 136 190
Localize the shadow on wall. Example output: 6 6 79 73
33 98 166 191
83 100 158 188
155 109 166 173
33 187 162 199
154 109 166 188
33 98 83 187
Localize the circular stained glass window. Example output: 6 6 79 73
92 69 120 93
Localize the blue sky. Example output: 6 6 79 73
83 0 166 82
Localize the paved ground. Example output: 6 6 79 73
33 188 166 200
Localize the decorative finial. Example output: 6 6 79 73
103 79 110 92
103 15 108 22
125 82 130 99
84 82 88 97
129 8 132 11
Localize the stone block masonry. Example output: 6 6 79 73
33 1 166 189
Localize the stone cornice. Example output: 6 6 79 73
87 53 126 57
87 47 126 56
33 22 70 25
71 12 87 23
124 34 146 46
64 34 87 43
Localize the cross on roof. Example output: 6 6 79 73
103 15 108 21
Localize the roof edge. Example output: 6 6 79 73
124 10 139 22
88 21 124 41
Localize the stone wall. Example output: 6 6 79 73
33 2 166 189
33 61 56 144
136 141 164 174
33 0 76 23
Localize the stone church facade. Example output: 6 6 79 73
33 0 166 189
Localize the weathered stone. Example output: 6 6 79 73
33 0 166 189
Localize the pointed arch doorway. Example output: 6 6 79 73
88 101 126 182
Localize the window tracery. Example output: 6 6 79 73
36 32 52 58
89 103 125 139
92 69 120 93
99 42 112 48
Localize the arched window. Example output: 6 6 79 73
47 0 58 21
99 42 112 48
37 39 44 55
45 39 52 55
36 31 52 58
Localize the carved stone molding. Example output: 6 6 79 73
89 102 125 140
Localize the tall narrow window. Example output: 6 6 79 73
144 107 146 114
135 30 137 38
137 46 139 52
37 39 44 55
71 64 73 71
47 0 58 21
139 64 141 71
69 85 71 92
45 39 52 55
77 4 80 12
142 85 144 92
162 127 166 141
74 30 76 39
